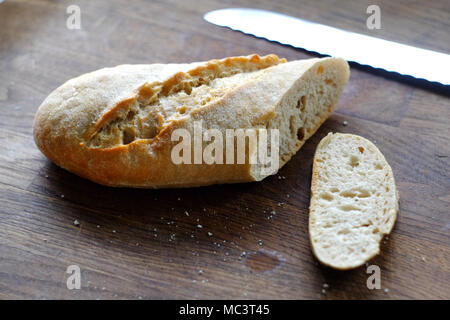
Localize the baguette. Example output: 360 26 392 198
309 133 399 270
33 54 349 188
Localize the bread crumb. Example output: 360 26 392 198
207 232 213 236
310 133 398 270
343 120 348 126
73 220 80 227
185 211 189 216
197 224 203 228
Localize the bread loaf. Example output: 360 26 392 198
309 133 399 270
33 55 349 188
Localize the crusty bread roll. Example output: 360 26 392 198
33 55 349 188
309 133 399 270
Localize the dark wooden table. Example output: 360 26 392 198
0 0 449 299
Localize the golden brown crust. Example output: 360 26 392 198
33 55 349 188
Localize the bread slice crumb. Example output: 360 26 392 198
309 133 399 270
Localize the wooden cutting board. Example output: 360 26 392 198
0 0 449 299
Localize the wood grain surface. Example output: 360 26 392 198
0 0 449 300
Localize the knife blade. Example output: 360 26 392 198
204 8 450 86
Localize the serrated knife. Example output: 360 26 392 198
204 8 450 86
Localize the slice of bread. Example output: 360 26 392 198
309 133 399 270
